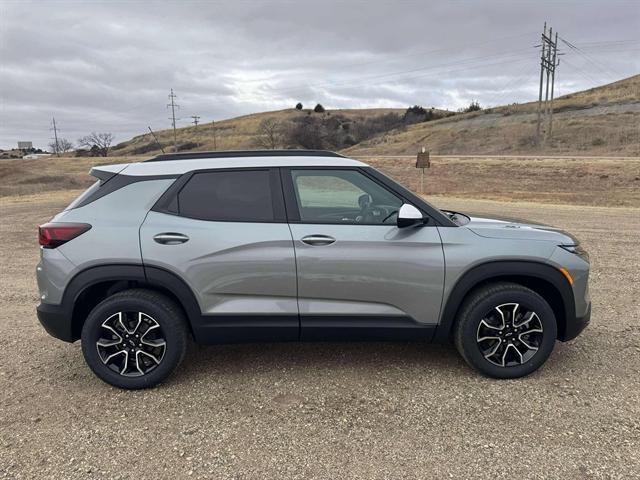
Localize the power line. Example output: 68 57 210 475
561 57 602 86
266 47 536 97
559 35 624 82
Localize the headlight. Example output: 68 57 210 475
560 244 589 262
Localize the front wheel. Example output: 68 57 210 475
81 289 188 389
454 283 557 379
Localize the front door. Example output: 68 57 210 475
282 168 445 340
140 168 298 343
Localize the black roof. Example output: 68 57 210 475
146 149 345 162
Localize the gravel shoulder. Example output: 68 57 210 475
0 193 639 479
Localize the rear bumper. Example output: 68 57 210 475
561 303 591 342
37 303 75 342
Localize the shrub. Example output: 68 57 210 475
403 105 436 125
295 102 303 110
314 103 325 113
178 142 199 151
461 101 482 113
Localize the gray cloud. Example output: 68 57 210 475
1 0 638 149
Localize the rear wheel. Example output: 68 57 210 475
454 283 557 379
81 289 188 389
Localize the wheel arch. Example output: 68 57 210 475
62 264 201 341
434 261 575 343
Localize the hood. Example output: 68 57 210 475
464 214 579 244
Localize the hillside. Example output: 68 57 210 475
344 75 640 156
107 75 638 157
111 108 411 156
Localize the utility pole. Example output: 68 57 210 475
190 115 200 128
547 31 559 140
167 88 179 151
535 22 547 143
212 120 217 150
535 23 560 147
50 117 60 157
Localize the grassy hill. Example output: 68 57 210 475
101 75 640 157
344 75 640 156
110 108 412 156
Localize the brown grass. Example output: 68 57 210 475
104 75 640 158
1 154 639 208
366 155 640 207
111 108 409 156
344 75 640 156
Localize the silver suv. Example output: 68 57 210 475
36 150 591 389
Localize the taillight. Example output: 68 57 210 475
38 223 91 248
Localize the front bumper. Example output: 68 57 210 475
37 303 75 342
561 303 591 342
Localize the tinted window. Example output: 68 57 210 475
178 170 274 222
291 169 402 224
65 180 101 210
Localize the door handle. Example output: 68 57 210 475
153 232 189 245
301 235 336 246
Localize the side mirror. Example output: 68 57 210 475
397 204 424 228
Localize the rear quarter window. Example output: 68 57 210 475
64 180 101 211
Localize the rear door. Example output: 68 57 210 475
282 167 445 340
140 168 298 342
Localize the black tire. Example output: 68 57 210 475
454 282 557 379
81 289 188 389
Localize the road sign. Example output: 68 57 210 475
416 150 430 169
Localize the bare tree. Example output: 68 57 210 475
77 132 114 157
256 118 284 149
48 138 74 154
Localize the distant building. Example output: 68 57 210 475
23 153 52 160
18 141 33 150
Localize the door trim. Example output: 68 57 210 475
300 315 435 342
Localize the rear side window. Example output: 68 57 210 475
65 180 101 210
177 170 274 222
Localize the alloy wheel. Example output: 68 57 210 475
96 311 167 377
476 303 544 367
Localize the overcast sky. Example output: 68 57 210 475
1 0 638 149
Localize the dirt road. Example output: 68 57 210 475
1 193 639 479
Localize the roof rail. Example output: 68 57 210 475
145 149 346 162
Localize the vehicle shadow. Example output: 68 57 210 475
176 340 466 382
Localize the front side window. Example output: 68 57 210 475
291 169 402 224
177 170 274 222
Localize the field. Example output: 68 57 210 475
2 154 640 207
1 155 639 478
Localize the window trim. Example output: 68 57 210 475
280 166 438 226
151 167 287 223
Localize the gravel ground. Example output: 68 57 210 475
0 193 639 479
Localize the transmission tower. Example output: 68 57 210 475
191 115 200 128
167 88 180 151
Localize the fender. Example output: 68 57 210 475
433 260 575 342
60 263 202 341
